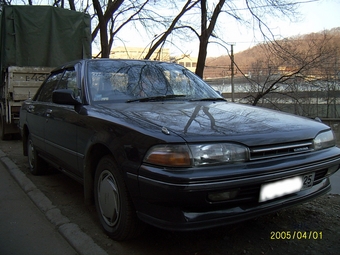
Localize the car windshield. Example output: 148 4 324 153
87 60 222 103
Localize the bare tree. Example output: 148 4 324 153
0 0 11 8
238 30 340 118
139 0 300 78
143 0 200 60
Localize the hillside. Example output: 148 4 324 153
203 27 340 79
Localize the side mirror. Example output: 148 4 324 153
52 89 81 105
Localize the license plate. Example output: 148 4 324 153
259 173 315 202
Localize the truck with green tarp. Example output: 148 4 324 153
0 5 91 139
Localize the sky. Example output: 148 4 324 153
269 0 339 37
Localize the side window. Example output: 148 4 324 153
36 72 63 102
57 69 79 98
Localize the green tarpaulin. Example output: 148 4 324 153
0 5 91 72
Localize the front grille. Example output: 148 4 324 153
250 141 314 161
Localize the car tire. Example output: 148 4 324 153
27 133 47 175
94 155 144 240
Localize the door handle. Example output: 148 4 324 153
27 105 35 112
46 109 52 117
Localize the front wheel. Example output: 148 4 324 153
27 133 47 175
94 155 144 240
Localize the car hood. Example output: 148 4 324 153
96 101 329 146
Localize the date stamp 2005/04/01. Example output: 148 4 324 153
270 231 323 240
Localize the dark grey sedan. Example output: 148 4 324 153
19 59 340 240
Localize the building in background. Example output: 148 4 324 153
110 46 170 61
175 55 197 73
109 47 197 73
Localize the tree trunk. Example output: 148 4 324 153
92 0 125 58
195 0 225 78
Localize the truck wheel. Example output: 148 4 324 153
27 133 47 175
0 111 11 140
94 155 144 240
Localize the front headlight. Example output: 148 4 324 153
189 143 249 166
144 143 249 167
313 130 336 150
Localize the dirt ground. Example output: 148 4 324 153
1 138 340 255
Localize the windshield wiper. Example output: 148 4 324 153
126 94 186 103
189 97 227 102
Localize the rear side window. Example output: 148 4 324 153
35 72 63 102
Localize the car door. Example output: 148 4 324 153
25 72 63 154
43 67 81 177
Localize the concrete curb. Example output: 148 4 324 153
0 149 108 255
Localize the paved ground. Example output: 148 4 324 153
0 161 78 255
0 150 108 255
329 171 340 194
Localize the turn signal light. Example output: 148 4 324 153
144 145 192 167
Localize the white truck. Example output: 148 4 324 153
0 5 91 139
1 66 53 139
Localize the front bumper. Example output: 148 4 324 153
137 178 330 231
133 148 340 231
